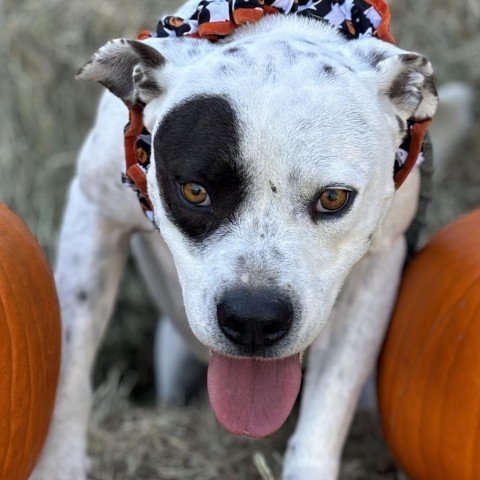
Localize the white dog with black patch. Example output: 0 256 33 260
32 0 441 478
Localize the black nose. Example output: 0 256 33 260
217 289 293 350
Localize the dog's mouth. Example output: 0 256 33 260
207 351 302 438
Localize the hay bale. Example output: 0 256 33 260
87 374 395 480
0 0 175 255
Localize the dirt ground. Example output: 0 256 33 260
1 0 479 479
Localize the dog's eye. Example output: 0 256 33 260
316 188 351 213
181 182 211 206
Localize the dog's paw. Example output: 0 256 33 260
282 463 339 480
282 441 339 480
30 450 89 480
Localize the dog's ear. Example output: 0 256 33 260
354 39 438 124
374 52 438 123
76 39 167 106
376 53 438 122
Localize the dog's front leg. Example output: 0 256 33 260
283 237 407 480
31 180 131 480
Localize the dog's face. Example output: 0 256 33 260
79 16 437 359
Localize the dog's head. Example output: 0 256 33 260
79 15 437 435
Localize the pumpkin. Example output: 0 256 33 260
0 204 61 480
378 209 480 480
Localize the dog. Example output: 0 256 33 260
31 0 440 478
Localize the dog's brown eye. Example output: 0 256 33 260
181 182 211 206
317 189 350 213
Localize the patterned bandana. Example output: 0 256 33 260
155 0 394 42
123 0 431 223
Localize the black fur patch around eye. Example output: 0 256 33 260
154 95 247 241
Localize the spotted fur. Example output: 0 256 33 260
33 14 438 480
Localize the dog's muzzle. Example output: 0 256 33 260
217 288 293 352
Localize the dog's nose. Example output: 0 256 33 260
217 289 293 349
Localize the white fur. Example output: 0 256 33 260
32 14 440 480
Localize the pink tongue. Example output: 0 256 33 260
207 352 302 438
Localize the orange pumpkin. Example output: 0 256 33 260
0 204 61 480
378 209 480 480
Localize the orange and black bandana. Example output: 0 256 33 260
155 0 394 42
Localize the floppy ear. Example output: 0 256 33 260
76 39 167 106
375 52 438 123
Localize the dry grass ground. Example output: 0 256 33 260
1 0 479 479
